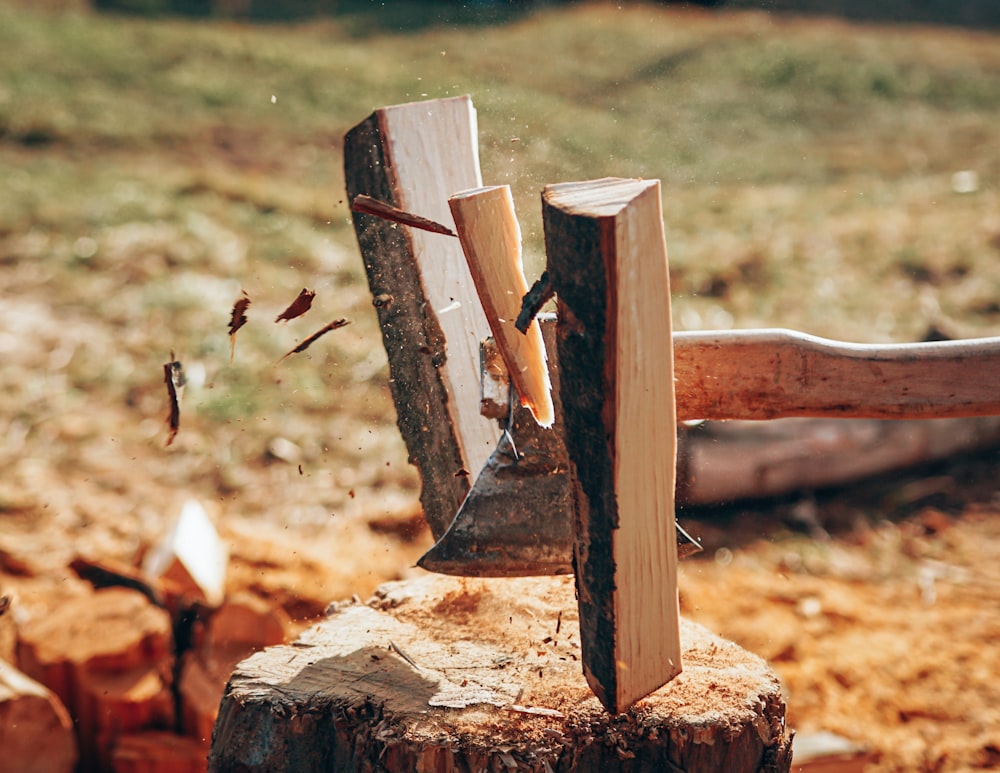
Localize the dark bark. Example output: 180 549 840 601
343 111 470 539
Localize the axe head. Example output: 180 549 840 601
418 318 702 577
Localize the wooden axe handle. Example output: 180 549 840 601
674 329 1000 421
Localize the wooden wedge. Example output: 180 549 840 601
449 185 554 427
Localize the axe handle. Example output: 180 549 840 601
673 329 1000 421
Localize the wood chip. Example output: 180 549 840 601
279 319 350 362
163 352 185 447
275 288 315 323
351 194 457 237
228 290 251 363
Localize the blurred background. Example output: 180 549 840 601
1 1 998 770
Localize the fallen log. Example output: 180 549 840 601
209 574 792 773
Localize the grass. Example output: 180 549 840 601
1 1 999 523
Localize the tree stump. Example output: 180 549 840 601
209 574 792 772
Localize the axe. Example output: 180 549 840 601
345 98 1000 713
414 182 1000 577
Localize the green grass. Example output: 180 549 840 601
1 2 999 519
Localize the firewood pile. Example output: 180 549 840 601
0 500 298 773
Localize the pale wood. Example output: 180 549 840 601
673 328 1000 420
16 586 174 771
791 731 875 773
449 185 554 427
481 319 1000 421
542 177 680 714
0 659 78 773
142 500 228 608
112 731 209 773
209 574 792 773
345 96 501 538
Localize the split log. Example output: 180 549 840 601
112 731 208 773
209 574 792 773
344 95 501 538
542 178 681 713
16 586 174 771
0 659 77 773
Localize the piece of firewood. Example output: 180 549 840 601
16 587 174 771
179 593 292 744
791 731 876 773
77 663 175 770
0 659 78 773
208 575 792 773
344 96 501 538
179 647 248 745
142 500 228 608
112 731 209 773
543 177 681 714
449 185 554 427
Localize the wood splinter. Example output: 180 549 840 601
449 185 554 428
351 194 457 237
543 177 681 714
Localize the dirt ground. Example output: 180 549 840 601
1 7 999 769
3 271 1000 773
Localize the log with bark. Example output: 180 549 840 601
344 95 501 538
209 574 792 773
542 177 681 714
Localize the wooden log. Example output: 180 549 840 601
180 593 292 744
78 663 176 770
0 659 78 773
209 574 792 773
179 647 246 745
449 184 554 427
542 178 681 714
112 731 209 773
344 96 501 538
16 586 174 771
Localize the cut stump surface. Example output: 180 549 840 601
209 574 791 773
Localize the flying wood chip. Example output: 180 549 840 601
164 352 186 447
351 194 457 237
275 288 316 323
228 290 251 363
279 318 351 362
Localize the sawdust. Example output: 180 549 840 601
430 584 484 623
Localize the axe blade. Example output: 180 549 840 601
418 324 702 577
